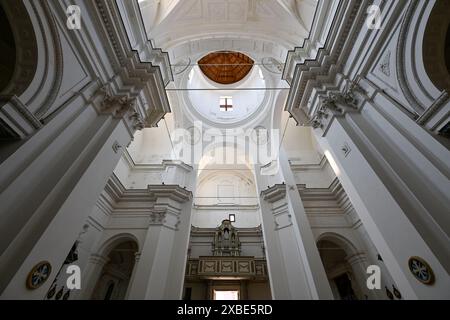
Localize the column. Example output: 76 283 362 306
0 84 147 299
354 221 396 300
124 253 141 299
313 82 450 299
76 254 110 300
127 185 193 300
345 253 380 300
255 149 334 300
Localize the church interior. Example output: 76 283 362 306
0 0 449 301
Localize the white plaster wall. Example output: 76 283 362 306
191 208 261 229
292 162 337 188
187 66 266 125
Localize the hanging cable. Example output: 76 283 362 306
278 115 291 152
171 63 283 67
163 117 175 156
165 88 290 91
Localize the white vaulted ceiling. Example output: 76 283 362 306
128 0 321 165
138 0 318 52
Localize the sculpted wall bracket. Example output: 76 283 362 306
310 80 363 130
95 84 145 132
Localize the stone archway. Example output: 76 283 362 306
0 5 16 93
90 240 139 300
423 0 450 93
316 234 366 300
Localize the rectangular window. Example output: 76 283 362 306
214 290 239 300
220 96 233 112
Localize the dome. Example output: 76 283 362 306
183 52 268 127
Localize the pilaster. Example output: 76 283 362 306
256 149 333 300
127 184 194 299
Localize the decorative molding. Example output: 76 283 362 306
395 1 424 115
193 204 260 211
31 0 63 120
309 80 363 130
289 155 328 171
112 141 122 154
149 208 168 225
0 0 38 98
379 51 391 77
260 184 287 203
92 0 171 127
186 256 268 280
121 150 193 173
298 178 354 216
341 142 351 157
94 84 147 133
346 253 367 266
273 203 293 230
284 0 366 123
88 254 110 267
98 174 192 219
416 91 450 127
0 95 42 139
147 184 193 203
190 225 263 238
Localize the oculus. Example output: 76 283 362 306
198 51 254 85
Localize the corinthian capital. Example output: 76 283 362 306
98 84 137 118
310 80 364 130
93 84 147 133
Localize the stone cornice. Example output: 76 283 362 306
416 91 450 127
260 184 287 203
282 0 338 84
93 84 145 136
193 204 260 211
147 184 192 203
122 150 193 173
298 178 354 215
101 174 192 206
289 155 327 171
0 95 43 139
284 0 366 124
309 80 365 134
91 0 171 127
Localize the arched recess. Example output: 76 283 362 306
396 0 449 116
0 0 63 142
0 5 16 94
90 236 139 300
0 0 39 142
423 0 450 93
316 233 365 300
0 1 37 98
